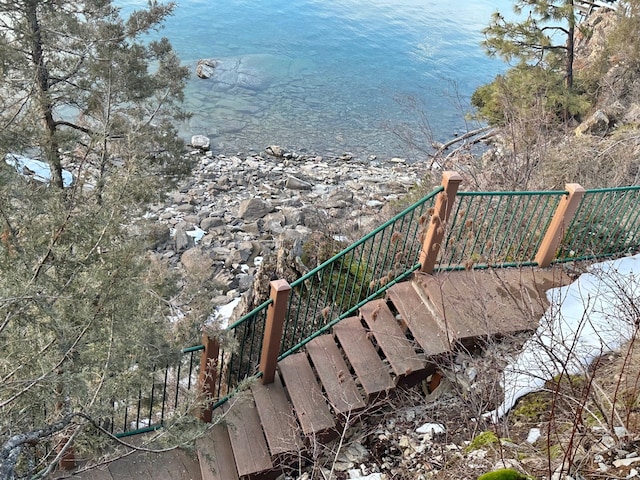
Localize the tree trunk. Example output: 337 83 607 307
26 0 64 188
566 0 575 89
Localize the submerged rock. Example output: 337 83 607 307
195 59 218 79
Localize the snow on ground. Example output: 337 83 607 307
5 153 74 187
487 253 640 420
208 297 242 330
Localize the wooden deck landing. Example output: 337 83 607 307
65 266 570 480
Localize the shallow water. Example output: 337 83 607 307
117 0 512 158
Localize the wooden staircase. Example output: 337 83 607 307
195 267 570 480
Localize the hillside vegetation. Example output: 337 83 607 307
450 2 640 192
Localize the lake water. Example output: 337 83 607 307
117 0 512 159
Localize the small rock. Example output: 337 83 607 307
191 134 211 151
174 225 193 252
201 216 223 230
285 176 313 190
176 203 195 213
265 145 284 157
195 59 218 79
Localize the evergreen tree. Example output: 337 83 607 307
0 1 195 478
482 0 578 88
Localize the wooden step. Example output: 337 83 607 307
197 423 239 480
147 449 203 480
224 397 273 479
278 352 336 439
251 374 303 460
360 300 426 379
414 267 571 344
306 334 366 415
333 316 395 401
386 281 451 355
106 451 153 479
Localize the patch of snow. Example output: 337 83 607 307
613 457 640 468
526 427 541 444
207 297 241 329
416 422 446 435
186 226 206 244
254 256 263 267
487 254 640 420
348 473 384 480
5 153 73 187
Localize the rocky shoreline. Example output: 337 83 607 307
147 143 433 330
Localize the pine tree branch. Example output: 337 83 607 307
433 126 496 156
0 318 92 410
0 413 80 480
541 25 570 36
54 120 95 136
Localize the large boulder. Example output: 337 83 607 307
180 247 214 273
575 110 610 136
237 198 274 221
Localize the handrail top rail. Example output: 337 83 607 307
227 298 273 331
584 185 640 194
457 189 567 196
289 185 444 289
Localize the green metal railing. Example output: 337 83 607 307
559 186 640 261
278 186 442 359
436 190 566 270
211 300 272 404
122 182 640 434
112 345 203 437
198 186 443 404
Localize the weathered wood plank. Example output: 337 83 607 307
306 335 366 414
251 374 303 457
414 267 571 344
278 353 335 438
196 422 239 480
333 316 395 400
144 452 175 480
224 397 273 478
67 466 114 480
360 300 426 378
69 449 200 480
107 451 153 480
171 449 204 480
387 281 451 355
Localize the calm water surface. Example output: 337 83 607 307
118 0 512 159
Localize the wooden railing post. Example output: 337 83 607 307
260 279 291 385
57 436 75 471
197 333 220 423
535 183 585 267
419 171 463 274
